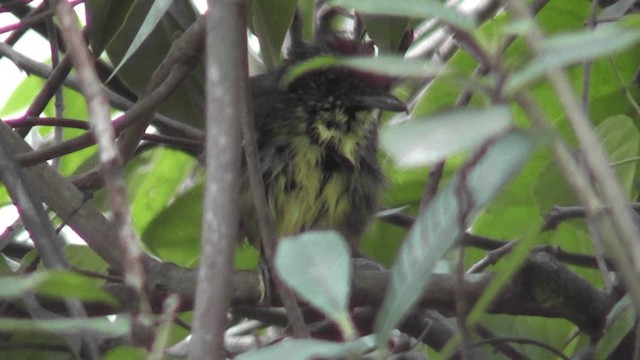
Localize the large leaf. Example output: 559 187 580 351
276 231 355 339
0 269 115 305
141 183 260 269
375 130 539 341
128 148 196 233
0 272 49 300
35 270 117 305
251 0 297 68
534 115 640 213
595 296 635 359
382 105 512 168
0 316 130 336
281 55 441 86
142 184 203 267
506 24 640 93
109 0 175 78
331 0 476 31
0 76 46 117
235 335 375 360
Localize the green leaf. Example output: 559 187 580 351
597 115 640 196
381 106 512 167
0 273 49 299
128 148 196 233
276 231 355 339
280 56 340 86
235 335 375 360
331 0 476 31
281 55 440 86
362 16 413 53
36 270 117 305
109 0 175 79
64 244 109 274
506 24 640 93
534 115 640 213
85 0 136 55
142 184 203 267
0 316 130 336
105 346 148 360
375 131 539 342
596 296 635 358
90 0 204 128
141 182 260 269
0 76 45 117
343 56 441 77
251 0 297 68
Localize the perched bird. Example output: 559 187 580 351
242 19 406 249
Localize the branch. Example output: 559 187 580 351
17 252 614 350
189 4 245 359
137 251 614 337
0 42 204 142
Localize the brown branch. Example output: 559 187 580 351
4 117 203 154
77 251 617 338
54 0 152 347
543 203 640 231
0 100 99 358
0 115 123 271
15 65 205 167
189 4 245 359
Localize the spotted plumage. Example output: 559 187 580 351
242 59 405 248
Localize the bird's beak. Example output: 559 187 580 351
357 94 407 113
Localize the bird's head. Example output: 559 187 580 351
282 7 407 114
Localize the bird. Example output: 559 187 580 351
241 17 407 250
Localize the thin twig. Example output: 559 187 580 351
543 203 640 230
0 42 204 141
609 56 640 118
15 67 205 166
0 109 99 359
420 160 445 210
580 0 600 115
54 0 152 347
0 0 84 34
467 239 517 274
474 325 529 360
0 121 124 268
45 0 64 170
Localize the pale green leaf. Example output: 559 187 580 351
276 231 355 338
382 106 512 167
236 335 375 360
331 0 476 31
376 131 539 342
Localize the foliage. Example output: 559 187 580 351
0 0 639 358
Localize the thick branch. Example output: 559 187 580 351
139 252 614 337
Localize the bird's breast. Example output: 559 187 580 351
263 107 382 243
